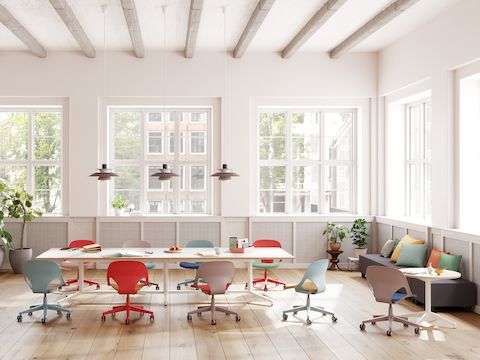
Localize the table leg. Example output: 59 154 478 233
246 261 273 307
163 262 169 306
247 261 253 291
78 261 85 291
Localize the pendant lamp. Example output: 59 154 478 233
152 164 178 181
211 163 239 180
89 163 118 181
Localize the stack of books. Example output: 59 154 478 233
82 243 102 252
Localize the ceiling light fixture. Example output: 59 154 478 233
89 163 119 181
151 164 179 181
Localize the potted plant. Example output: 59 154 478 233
323 223 347 251
350 218 369 258
1 187 42 274
111 194 128 216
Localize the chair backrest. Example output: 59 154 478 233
366 266 413 304
106 261 148 295
253 239 282 263
186 240 214 248
296 259 328 294
198 261 235 295
69 239 95 248
123 240 152 248
24 260 65 293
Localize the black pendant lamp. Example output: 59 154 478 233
89 163 118 181
151 164 178 181
211 163 239 181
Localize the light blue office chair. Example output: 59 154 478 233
282 259 337 325
123 240 160 290
176 240 214 290
17 260 71 324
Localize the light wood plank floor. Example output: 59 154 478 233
0 268 479 360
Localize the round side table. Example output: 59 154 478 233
326 250 343 271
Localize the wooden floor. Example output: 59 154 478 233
0 268 479 360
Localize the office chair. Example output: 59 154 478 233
176 240 214 290
247 239 285 291
60 239 100 289
123 240 160 290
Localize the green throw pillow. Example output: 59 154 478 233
438 253 462 272
396 243 428 267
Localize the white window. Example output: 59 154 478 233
110 107 211 215
406 99 431 219
0 108 63 214
258 109 355 214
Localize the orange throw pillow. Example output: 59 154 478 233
390 235 425 262
427 248 449 268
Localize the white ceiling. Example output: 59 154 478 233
0 0 460 55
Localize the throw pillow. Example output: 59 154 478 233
438 253 462 272
390 235 425 262
380 239 396 257
396 243 429 267
427 248 449 268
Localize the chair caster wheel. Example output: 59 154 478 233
17 315 22 322
293 312 297 315
306 318 312 325
282 313 288 321
150 315 154 321
359 324 365 331
155 286 160 290
404 323 408 327
112 313 115 318
57 311 62 315
177 285 181 290
235 315 241 322
66 313 71 319
187 315 192 321
332 316 337 323
101 315 106 322
371 321 376 325
211 320 216 325
28 312 32 316
96 285 100 290
414 327 420 334
125 319 130 325
386 329 392 336
245 283 248 289
41 318 46 324
263 288 268 292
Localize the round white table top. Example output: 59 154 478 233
399 267 461 281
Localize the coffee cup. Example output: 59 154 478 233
214 247 222 255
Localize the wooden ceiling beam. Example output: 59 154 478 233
184 0 204 58
0 4 47 58
49 0 95 58
120 0 145 58
329 0 419 59
281 0 346 59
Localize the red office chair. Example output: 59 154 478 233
60 240 100 289
247 239 286 291
101 261 154 325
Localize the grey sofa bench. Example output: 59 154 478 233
359 254 477 310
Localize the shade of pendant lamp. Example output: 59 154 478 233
89 163 118 181
151 164 178 181
211 163 239 180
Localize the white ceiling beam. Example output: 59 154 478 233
233 0 275 59
281 0 346 59
120 0 144 58
329 0 419 59
0 4 47 58
185 0 204 58
49 0 95 58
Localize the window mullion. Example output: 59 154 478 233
285 111 292 214
29 111 34 195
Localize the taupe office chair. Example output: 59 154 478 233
123 240 159 290
360 266 421 336
187 261 240 325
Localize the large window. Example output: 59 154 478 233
406 99 431 219
109 107 211 214
258 109 355 214
0 108 63 214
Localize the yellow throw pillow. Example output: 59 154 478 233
390 235 425 262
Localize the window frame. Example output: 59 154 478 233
256 108 357 215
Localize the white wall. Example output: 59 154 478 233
0 51 376 217
378 0 480 229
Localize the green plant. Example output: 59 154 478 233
1 187 42 249
0 181 12 249
349 218 369 249
323 223 347 243
111 194 128 209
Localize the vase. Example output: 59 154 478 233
329 243 341 251
353 248 367 258
9 248 33 274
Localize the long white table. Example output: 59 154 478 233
37 247 294 307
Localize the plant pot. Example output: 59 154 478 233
329 243 341 251
114 208 123 216
353 248 367 258
0 246 5 268
9 248 33 274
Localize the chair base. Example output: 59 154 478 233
360 303 422 336
176 278 206 290
187 294 240 325
18 293 71 324
282 293 337 325
63 278 101 290
101 294 154 325
247 269 285 291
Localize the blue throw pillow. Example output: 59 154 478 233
396 243 428 267
438 253 462 272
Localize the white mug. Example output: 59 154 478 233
214 247 222 255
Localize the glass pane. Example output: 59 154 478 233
180 132 185 154
34 111 62 160
148 132 163 154
147 112 163 122
292 112 320 160
0 165 27 190
408 104 421 160
191 132 206 154
34 165 61 214
148 166 162 190
424 102 432 161
259 166 285 213
408 163 421 218
259 136 285 160
179 165 185 190
191 165 206 191
169 132 175 154
259 112 285 160
191 200 206 213
190 111 207 123
113 165 141 211
323 165 351 213
292 166 319 213
424 163 432 219
0 112 28 160
324 112 353 161
114 111 141 159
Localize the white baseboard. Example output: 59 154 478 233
474 305 480 315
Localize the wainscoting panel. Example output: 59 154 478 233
444 237 470 280
392 226 406 241
179 222 221 247
144 222 176 247
376 223 391 248
29 222 68 258
295 222 326 264
473 244 480 310
432 233 443 250
68 218 95 242
407 229 425 241
99 222 141 248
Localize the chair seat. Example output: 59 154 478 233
180 261 201 269
391 292 406 302
145 261 156 269
294 280 318 294
252 261 280 269
197 283 231 295
111 282 145 294
60 260 95 270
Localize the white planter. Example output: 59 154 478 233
353 248 367 258
0 246 4 268
114 208 123 216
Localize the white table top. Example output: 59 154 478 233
399 267 461 281
37 247 295 262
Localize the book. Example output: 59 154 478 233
82 243 101 252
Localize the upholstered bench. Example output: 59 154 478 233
359 254 477 310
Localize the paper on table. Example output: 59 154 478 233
195 251 216 257
103 250 146 258
401 268 427 275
